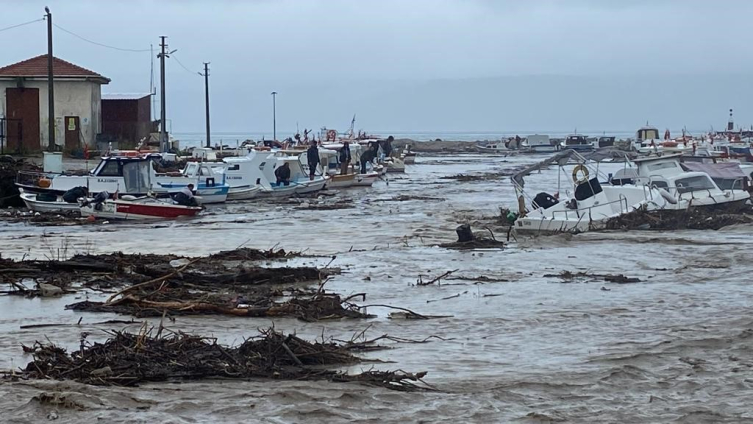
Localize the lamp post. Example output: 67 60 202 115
271 91 277 141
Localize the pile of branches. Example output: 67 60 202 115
21 328 430 391
0 156 39 208
65 254 370 321
605 205 753 231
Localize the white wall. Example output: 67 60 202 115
0 79 103 149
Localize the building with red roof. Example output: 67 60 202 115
0 54 109 151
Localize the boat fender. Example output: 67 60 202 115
657 187 677 204
572 165 589 184
38 178 52 188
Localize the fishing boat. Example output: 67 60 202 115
20 190 81 213
560 134 594 152
16 152 229 203
383 156 406 173
353 171 380 187
267 151 327 194
526 134 557 153
79 195 202 220
478 142 509 153
151 161 229 204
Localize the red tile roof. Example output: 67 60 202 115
0 54 109 83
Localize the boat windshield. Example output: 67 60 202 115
639 128 660 140
675 175 716 194
566 136 587 145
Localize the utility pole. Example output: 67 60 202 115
158 36 168 152
271 91 277 141
45 6 55 151
202 62 211 148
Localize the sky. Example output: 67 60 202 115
1 0 752 137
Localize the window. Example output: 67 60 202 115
652 180 669 189
227 164 240 171
98 161 121 176
648 162 678 172
675 176 715 194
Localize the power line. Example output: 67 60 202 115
171 53 201 76
0 18 44 33
53 23 151 52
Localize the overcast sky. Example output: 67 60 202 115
2 0 752 137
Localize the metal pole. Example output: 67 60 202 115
159 36 167 152
271 91 277 141
46 7 55 151
204 62 210 148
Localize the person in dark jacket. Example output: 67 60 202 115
62 186 88 203
306 142 320 180
275 162 291 186
339 142 351 175
359 143 378 174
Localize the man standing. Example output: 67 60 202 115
359 142 378 174
339 142 352 175
306 142 320 181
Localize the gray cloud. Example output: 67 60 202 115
1 0 751 134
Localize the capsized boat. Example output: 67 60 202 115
79 195 202 220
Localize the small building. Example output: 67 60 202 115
101 93 153 147
0 54 110 152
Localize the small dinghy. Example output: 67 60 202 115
79 194 202 220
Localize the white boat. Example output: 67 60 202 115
511 150 750 236
266 151 327 195
20 191 81 213
353 171 380 187
16 152 229 203
478 142 509 153
152 161 229 204
527 134 557 153
383 157 406 173
79 196 202 220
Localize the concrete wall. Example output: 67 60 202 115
0 79 103 148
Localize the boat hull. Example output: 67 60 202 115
20 193 80 213
226 185 261 201
80 199 202 220
353 172 379 187
327 174 356 189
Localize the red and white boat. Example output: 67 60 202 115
79 196 202 220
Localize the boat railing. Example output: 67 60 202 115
550 195 629 220
727 178 746 199
16 170 48 187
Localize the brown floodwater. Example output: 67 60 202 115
1 153 752 423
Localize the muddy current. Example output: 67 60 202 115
1 153 752 423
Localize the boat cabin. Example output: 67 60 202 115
597 136 615 148
636 126 660 142
564 135 589 146
527 134 551 147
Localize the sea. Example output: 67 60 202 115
173 130 664 149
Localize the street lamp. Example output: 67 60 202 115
271 91 277 141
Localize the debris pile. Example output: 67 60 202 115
0 156 39 208
544 271 641 284
20 328 431 391
605 205 753 231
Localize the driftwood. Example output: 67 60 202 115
544 271 641 284
19 328 433 392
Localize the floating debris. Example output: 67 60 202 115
544 271 641 284
605 205 753 231
18 328 432 391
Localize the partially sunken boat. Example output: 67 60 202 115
511 150 750 235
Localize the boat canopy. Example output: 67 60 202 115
680 162 746 180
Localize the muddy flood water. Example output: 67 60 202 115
1 153 752 423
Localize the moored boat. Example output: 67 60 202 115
79 196 202 220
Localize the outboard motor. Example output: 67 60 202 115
532 192 559 210
92 190 109 211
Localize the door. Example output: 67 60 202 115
64 116 80 150
5 88 39 151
